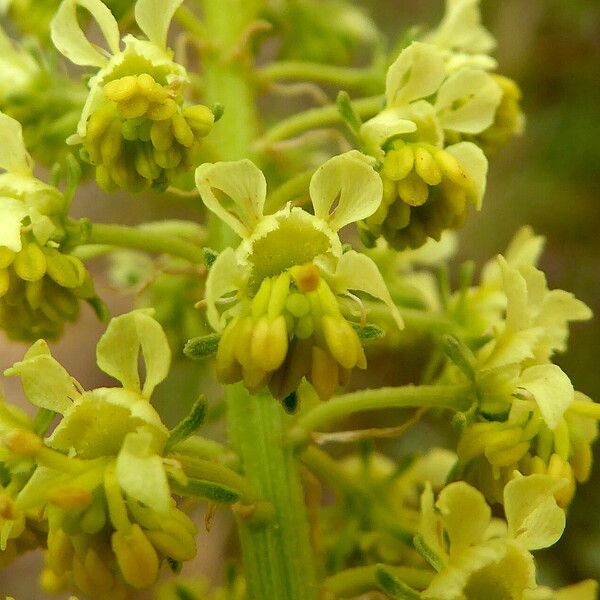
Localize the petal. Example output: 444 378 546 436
435 68 502 134
96 309 171 397
195 160 266 238
310 151 383 231
386 42 447 107
51 0 120 68
204 247 243 332
334 250 403 330
504 473 566 550
0 197 28 252
135 0 183 49
419 483 447 560
116 430 170 513
445 142 488 209
423 0 496 55
518 364 574 431
436 481 491 553
4 340 78 414
0 111 32 175
360 110 417 149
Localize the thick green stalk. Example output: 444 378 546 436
227 384 318 600
298 384 473 432
71 222 204 263
199 3 317 597
200 0 262 249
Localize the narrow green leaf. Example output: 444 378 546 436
165 396 207 453
375 565 422 600
184 334 221 360
171 478 240 504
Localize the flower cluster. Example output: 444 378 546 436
1 311 199 598
195 151 402 401
51 0 215 193
0 111 102 341
359 0 523 250
440 228 594 505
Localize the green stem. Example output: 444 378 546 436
324 564 433 597
258 95 383 146
70 222 204 263
257 61 383 92
174 5 210 42
200 0 262 249
297 384 473 432
227 384 318 600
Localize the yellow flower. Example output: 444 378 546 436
0 111 101 341
51 0 215 192
196 152 403 400
418 475 566 600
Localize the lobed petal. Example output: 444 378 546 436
135 0 184 49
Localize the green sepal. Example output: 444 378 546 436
337 90 363 138
352 322 386 341
170 478 241 504
184 334 221 360
211 103 225 122
451 400 479 432
164 396 207 453
375 565 422 600
86 295 111 322
441 335 476 382
202 247 218 268
166 557 183 574
413 534 444 572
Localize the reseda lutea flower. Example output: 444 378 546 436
0 111 101 341
3 311 197 598
51 0 215 193
359 41 494 250
442 229 593 505
417 475 566 600
195 151 403 401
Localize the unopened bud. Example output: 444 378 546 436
112 524 159 589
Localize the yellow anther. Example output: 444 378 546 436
183 104 215 136
100 120 123 165
112 524 159 590
13 243 47 282
0 270 9 298
118 95 151 120
48 486 92 510
104 76 139 103
434 149 467 186
0 247 16 269
382 145 415 181
397 171 429 207
414 146 442 186
150 119 174 152
3 429 42 456
311 346 338 401
485 441 530 468
147 98 178 121
322 315 358 370
171 112 195 148
267 272 291 320
251 278 273 318
250 315 288 373
136 73 169 103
